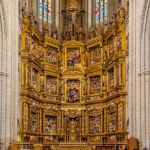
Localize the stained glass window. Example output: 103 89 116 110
38 0 54 25
96 0 108 24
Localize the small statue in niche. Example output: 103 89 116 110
89 27 95 39
30 38 36 53
52 29 57 39
25 34 30 50
69 119 77 134
109 43 115 56
116 35 122 48
95 24 102 37
32 69 37 89
76 25 84 41
109 113 116 133
40 76 44 90
44 25 50 38
104 23 108 34
103 49 108 60
117 4 125 19
37 45 44 60
67 117 80 143
102 79 107 91
64 24 73 40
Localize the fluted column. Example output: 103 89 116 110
0 0 19 149
88 0 92 28
128 0 150 149
55 0 60 37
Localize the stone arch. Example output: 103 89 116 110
141 0 150 37
0 0 7 71
0 0 6 38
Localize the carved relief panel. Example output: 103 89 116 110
22 102 29 132
30 111 39 133
46 46 58 65
89 76 101 95
62 41 85 71
89 115 101 135
46 76 57 95
67 48 81 67
117 102 124 132
66 79 80 103
89 45 101 65
87 72 102 102
106 102 117 134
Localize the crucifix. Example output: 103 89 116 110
62 8 85 37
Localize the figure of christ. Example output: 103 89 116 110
62 9 85 37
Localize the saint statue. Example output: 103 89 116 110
70 119 77 134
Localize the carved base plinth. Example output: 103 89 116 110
69 134 76 143
55 143 92 150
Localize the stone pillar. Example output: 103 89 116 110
88 0 92 28
128 0 150 149
55 0 60 36
0 0 19 150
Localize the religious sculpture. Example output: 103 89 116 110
90 46 101 64
62 0 85 41
67 80 80 103
32 69 37 89
89 27 95 39
90 76 101 94
30 112 38 133
67 48 81 67
46 77 57 95
109 70 114 88
109 113 116 133
44 116 57 134
66 117 80 143
46 46 57 65
76 25 84 41
118 103 124 131
89 116 101 134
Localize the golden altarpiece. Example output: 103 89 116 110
19 2 128 150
